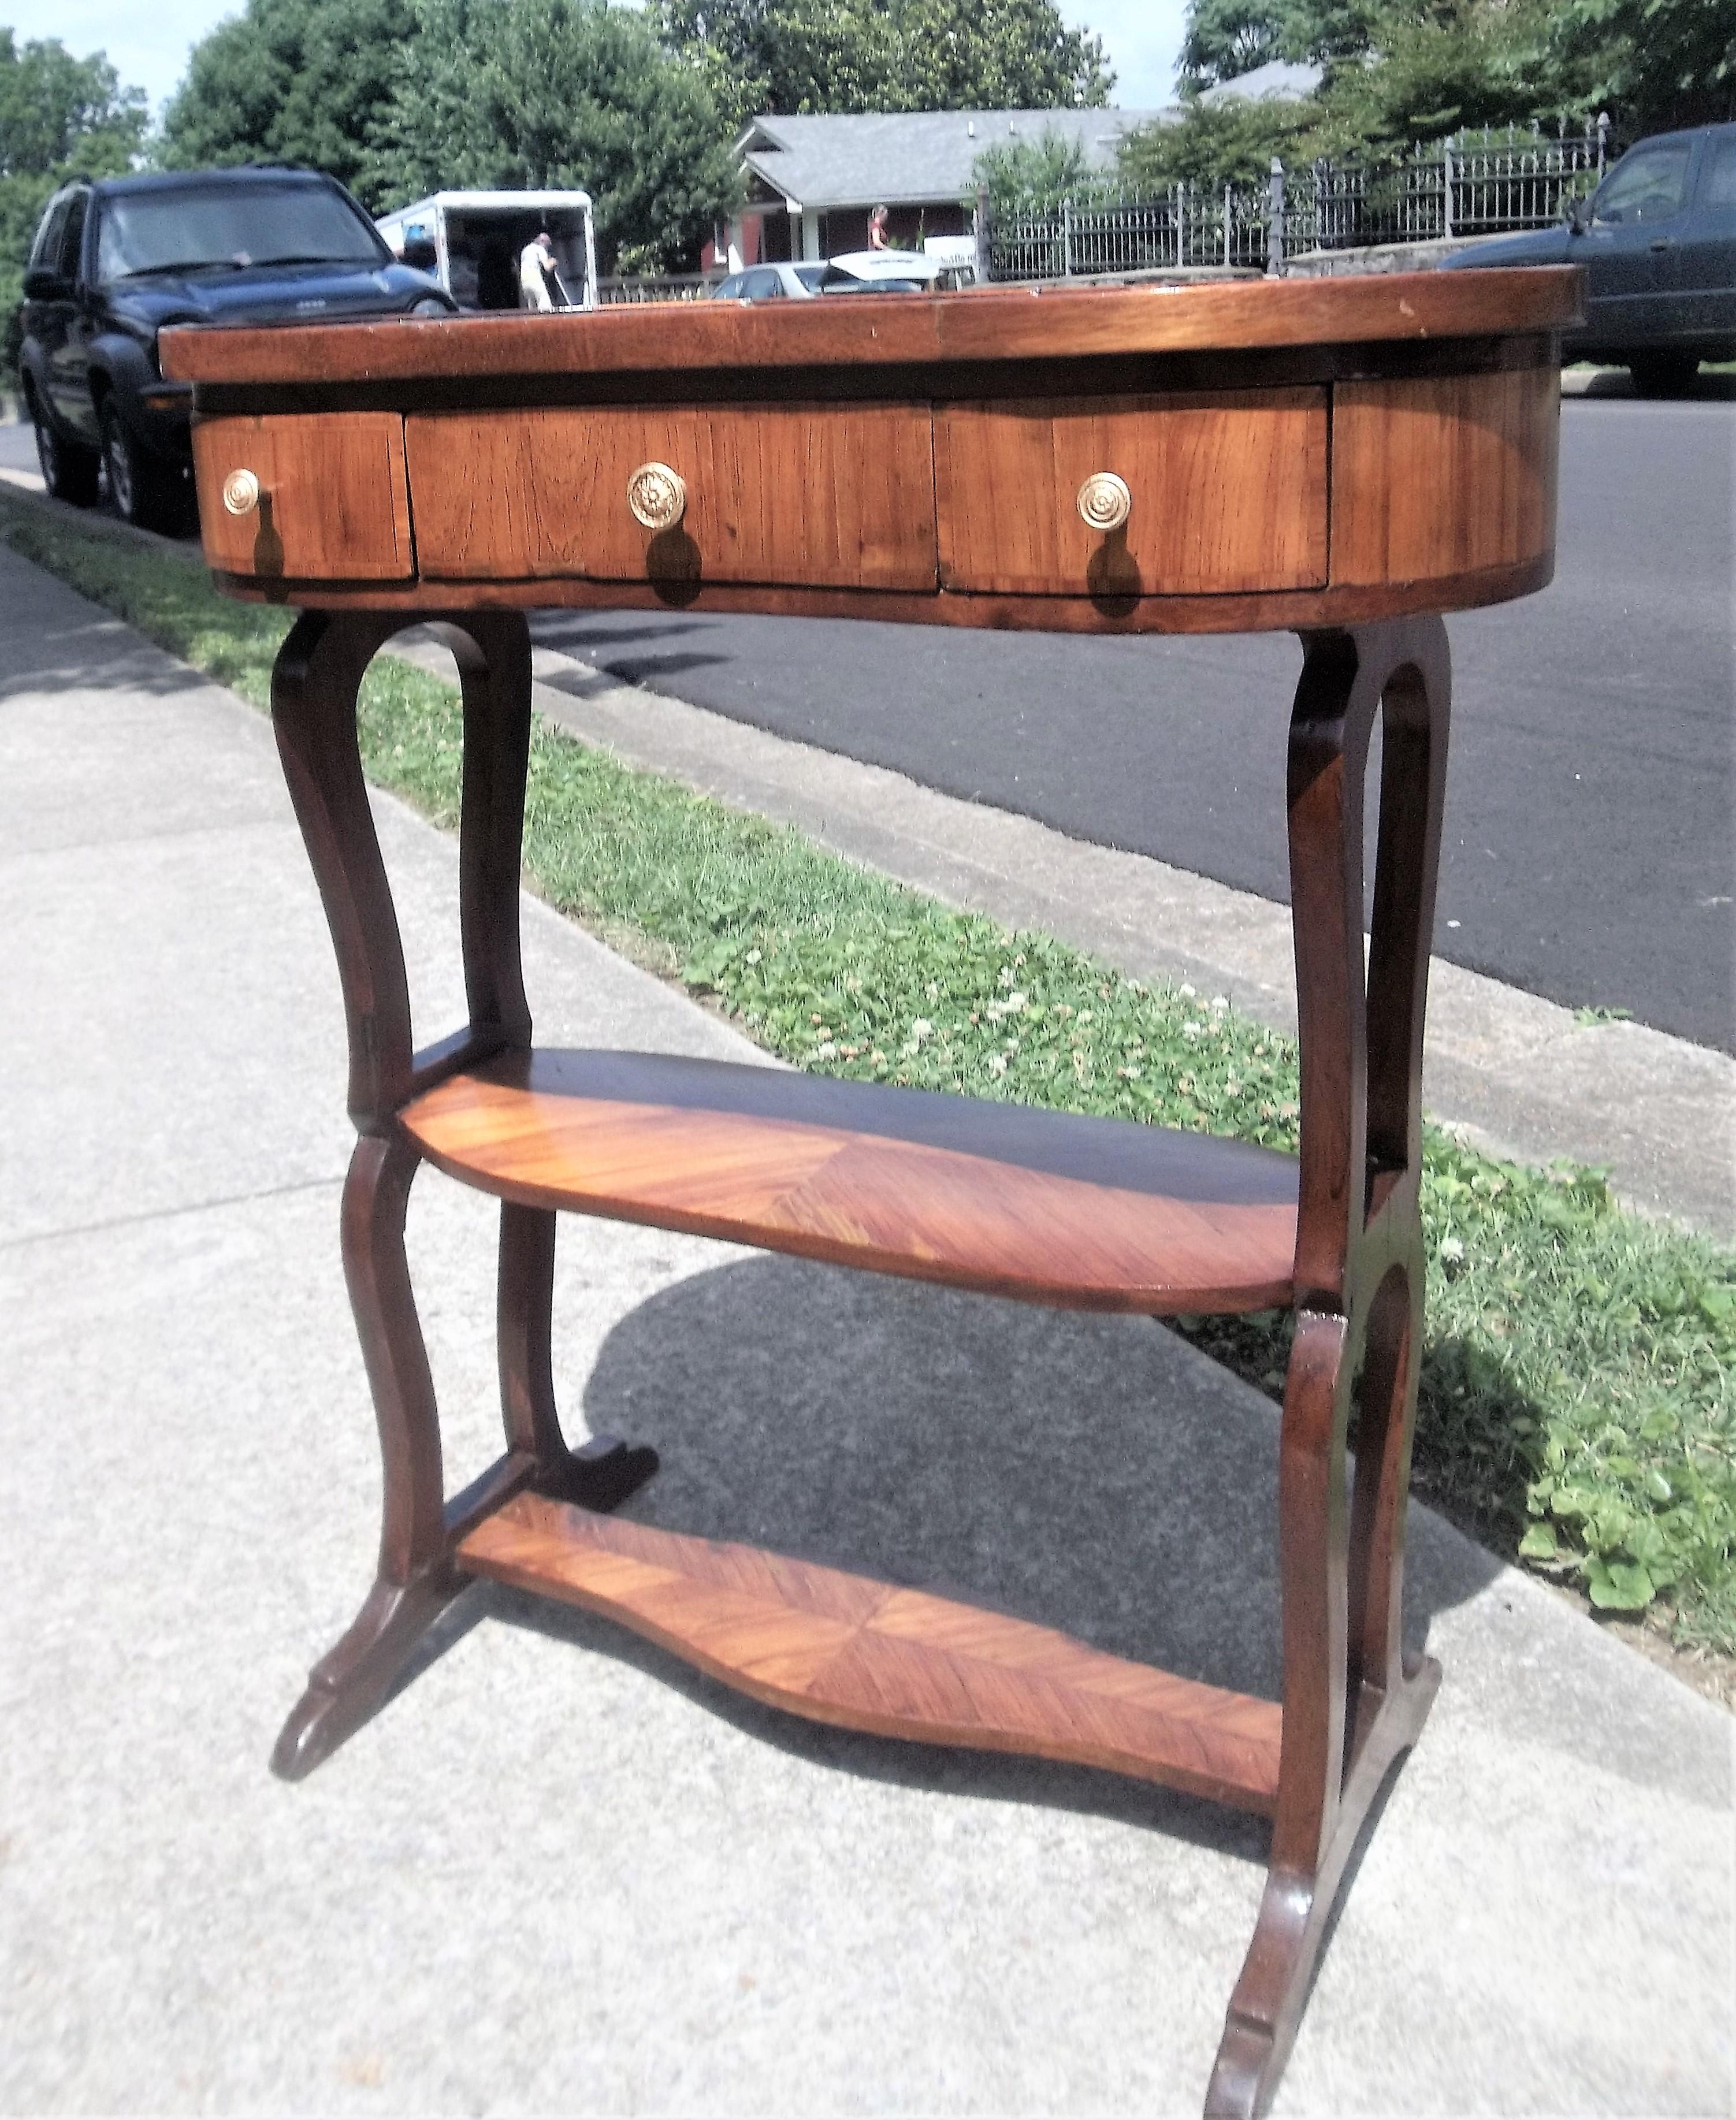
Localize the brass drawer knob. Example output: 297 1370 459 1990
222 468 261 516
1077 471 1131 533
627 461 686 533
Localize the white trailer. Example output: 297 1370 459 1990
375 190 599 312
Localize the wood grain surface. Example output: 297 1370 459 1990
459 1491 1285 1812
191 412 414 580
397 1048 1300 1312
210 552 1553 628
162 269 1583 386
1329 366 1559 586
936 389 1327 596
405 403 938 588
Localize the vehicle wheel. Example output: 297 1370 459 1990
1628 354 1699 398
32 398 101 506
101 401 184 532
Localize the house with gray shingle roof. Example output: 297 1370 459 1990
725 107 1176 266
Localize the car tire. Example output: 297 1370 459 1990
1628 354 1699 399
32 399 101 507
101 401 185 533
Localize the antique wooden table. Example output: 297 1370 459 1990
164 267 1578 2117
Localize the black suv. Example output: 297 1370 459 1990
1442 121 1736 395
20 166 454 531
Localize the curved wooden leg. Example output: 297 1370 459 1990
1207 619 1451 2114
1205 1296 1440 2117
497 1201 659 1511
272 1134 458 1781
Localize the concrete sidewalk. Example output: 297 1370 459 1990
2 545 1731 2117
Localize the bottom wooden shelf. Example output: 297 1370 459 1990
459 1492 1284 1813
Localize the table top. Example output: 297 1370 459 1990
169 269 1580 634
162 268 1582 389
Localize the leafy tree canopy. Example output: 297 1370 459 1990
157 0 737 268
1 28 147 178
159 0 418 203
1539 0 1736 135
1117 96 1314 191
654 0 1113 138
368 0 739 270
2 32 147 374
1120 0 1733 197
971 126 1095 217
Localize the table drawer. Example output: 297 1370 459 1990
934 390 1328 597
405 405 939 591
192 413 414 581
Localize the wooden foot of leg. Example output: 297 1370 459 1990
271 1568 462 1781
1205 1656 1439 2117
498 1200 660 1511
272 1134 452 1782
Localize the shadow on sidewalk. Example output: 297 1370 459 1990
428 1249 1501 1859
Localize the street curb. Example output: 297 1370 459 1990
407 635 1731 1241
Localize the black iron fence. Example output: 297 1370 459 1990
596 273 718 304
982 117 1614 281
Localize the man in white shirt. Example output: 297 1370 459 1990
518 231 563 310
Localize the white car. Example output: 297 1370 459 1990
711 251 947 303
709 262 828 302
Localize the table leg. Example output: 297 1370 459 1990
272 1132 458 1780
498 1200 660 1510
267 607 656 1780
1206 617 1450 2116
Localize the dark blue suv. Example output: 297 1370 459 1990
1443 122 1736 395
19 166 454 531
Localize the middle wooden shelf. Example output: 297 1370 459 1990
399 1048 1300 1313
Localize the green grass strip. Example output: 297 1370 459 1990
6 487 1733 1657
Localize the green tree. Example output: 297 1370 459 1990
971 127 1096 218
2 32 147 377
1116 98 1317 191
1163 0 1729 158
655 0 1112 137
1541 0 1736 132
159 0 418 207
369 0 739 271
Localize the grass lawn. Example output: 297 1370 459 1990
5 488 1733 1669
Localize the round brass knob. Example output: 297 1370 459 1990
222 468 261 517
1076 470 1132 534
626 461 686 533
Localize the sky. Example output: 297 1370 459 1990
4 0 1187 118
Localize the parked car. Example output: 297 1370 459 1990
709 263 829 301
821 250 944 294
19 166 455 531
709 252 947 303
1441 121 1736 394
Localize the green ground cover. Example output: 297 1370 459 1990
6 488 1733 1657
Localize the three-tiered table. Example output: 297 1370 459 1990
164 265 1579 2115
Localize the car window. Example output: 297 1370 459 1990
57 191 89 279
712 274 742 300
30 195 70 273
1700 135 1736 213
1593 142 1693 225
94 181 385 281
741 267 783 301
793 263 827 292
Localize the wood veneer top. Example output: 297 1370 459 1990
161 267 1581 387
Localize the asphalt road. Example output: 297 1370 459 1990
531 393 1736 1052
6 391 1730 1048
